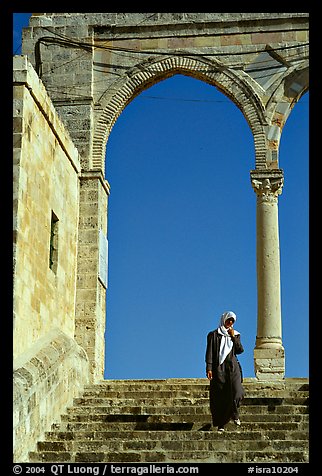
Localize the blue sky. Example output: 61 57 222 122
14 13 309 380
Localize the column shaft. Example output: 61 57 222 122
256 197 282 346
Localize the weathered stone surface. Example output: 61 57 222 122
29 378 309 463
13 55 80 360
13 329 89 462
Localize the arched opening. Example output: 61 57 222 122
279 92 309 377
103 74 309 380
104 74 256 379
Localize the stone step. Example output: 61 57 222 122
87 377 309 385
83 378 309 393
73 396 309 406
29 449 309 464
29 378 309 464
44 428 308 442
53 420 308 433
61 412 309 423
80 392 308 403
83 381 309 391
66 405 308 417
36 437 308 453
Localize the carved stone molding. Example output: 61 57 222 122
250 169 284 202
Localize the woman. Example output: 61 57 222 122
205 310 244 432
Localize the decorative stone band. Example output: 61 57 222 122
250 169 284 203
255 335 284 350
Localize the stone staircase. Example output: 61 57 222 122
29 377 309 463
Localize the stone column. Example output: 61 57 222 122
250 169 285 381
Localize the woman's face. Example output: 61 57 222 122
224 318 234 329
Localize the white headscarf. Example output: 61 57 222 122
217 311 240 365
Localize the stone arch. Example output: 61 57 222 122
17 12 309 382
92 55 268 173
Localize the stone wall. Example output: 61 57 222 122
13 329 89 462
13 55 81 358
13 56 90 462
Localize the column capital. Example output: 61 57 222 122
250 169 284 202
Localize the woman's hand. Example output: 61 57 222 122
228 327 235 337
207 370 213 380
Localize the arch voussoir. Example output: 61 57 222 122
93 55 267 173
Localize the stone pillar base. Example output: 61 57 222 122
254 347 285 381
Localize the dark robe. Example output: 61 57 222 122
205 329 245 427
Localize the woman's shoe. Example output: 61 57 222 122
234 419 241 426
218 427 225 433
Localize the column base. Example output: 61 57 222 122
254 347 285 381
